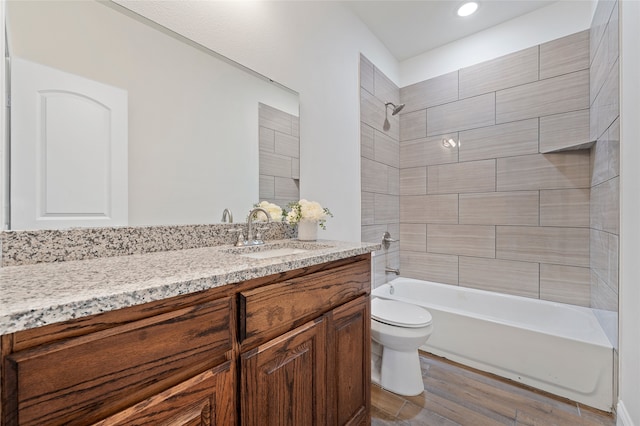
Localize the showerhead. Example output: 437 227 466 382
385 102 405 115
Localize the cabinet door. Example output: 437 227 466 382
326 296 371 426
241 318 326 426
4 298 232 425
92 361 235 426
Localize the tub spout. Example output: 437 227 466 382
385 267 400 275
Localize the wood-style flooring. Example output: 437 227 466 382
371 352 615 426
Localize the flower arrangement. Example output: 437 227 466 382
252 201 284 221
285 199 333 229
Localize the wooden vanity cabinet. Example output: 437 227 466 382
1 254 371 426
1 294 235 426
239 258 371 426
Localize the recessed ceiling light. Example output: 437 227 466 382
457 2 479 17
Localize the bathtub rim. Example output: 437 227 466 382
373 277 613 350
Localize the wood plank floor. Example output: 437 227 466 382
371 352 615 426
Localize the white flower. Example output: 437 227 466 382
253 201 283 221
285 199 333 229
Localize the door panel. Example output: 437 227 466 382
10 57 127 229
241 318 326 426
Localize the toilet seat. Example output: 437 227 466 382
371 298 432 328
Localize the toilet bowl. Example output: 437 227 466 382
371 297 433 396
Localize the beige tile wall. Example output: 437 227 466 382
360 55 401 287
590 0 619 315
259 103 300 208
361 12 619 314
397 30 598 306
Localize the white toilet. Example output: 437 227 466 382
370 297 433 396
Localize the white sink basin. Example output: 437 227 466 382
223 241 332 260
239 247 309 259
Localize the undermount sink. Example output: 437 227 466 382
223 241 332 259
239 247 309 259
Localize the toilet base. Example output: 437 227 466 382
380 346 424 396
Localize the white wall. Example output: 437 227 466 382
400 0 595 86
115 0 399 242
618 1 640 424
1 0 6 229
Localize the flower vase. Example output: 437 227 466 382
297 219 318 241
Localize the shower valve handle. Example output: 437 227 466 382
382 231 399 249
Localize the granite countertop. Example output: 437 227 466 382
0 239 379 335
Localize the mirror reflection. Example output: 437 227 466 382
4 0 299 230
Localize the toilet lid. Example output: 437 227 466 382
371 298 432 328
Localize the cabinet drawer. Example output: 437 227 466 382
240 259 369 347
5 297 233 426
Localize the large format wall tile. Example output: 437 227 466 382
361 123 375 160
361 223 389 244
400 110 427 141
375 129 400 168
428 159 496 194
540 264 591 306
400 167 427 196
361 88 400 140
459 119 539 162
259 175 274 199
374 66 400 105
459 191 539 226
400 71 458 113
259 103 294 135
540 30 590 79
591 176 619 234
361 192 375 226
400 251 458 284
459 47 539 99
275 132 299 158
459 257 539 298
259 126 275 152
496 226 590 267
591 117 620 186
260 152 293 178
388 167 400 196
590 60 619 141
496 70 589 123
274 177 298 200
360 54 374 93
400 134 458 168
540 189 590 227
591 269 619 312
427 224 495 258
427 93 495 136
590 0 617 64
400 223 427 252
361 157 389 193
375 194 400 224
590 229 619 293
539 109 591 152
497 152 590 191
400 194 458 223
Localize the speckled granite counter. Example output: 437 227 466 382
0 239 379 335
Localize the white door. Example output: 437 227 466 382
10 57 128 230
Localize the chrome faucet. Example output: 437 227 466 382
221 208 233 223
385 267 400 275
246 207 271 245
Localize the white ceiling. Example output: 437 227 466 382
344 0 557 61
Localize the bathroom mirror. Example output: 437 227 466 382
4 0 299 230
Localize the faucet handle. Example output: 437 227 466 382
228 228 245 246
254 226 269 244
381 231 399 249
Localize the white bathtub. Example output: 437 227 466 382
372 277 614 412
